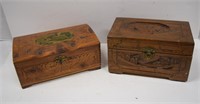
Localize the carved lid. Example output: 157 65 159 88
108 17 194 45
13 24 100 63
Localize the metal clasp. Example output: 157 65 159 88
55 55 67 64
142 47 156 60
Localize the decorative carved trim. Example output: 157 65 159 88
22 49 99 82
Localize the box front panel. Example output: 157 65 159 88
108 49 192 81
15 45 100 88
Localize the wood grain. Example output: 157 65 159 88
108 17 194 82
13 24 101 88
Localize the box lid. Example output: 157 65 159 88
13 24 100 63
108 17 194 55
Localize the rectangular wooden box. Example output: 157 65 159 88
108 17 194 81
13 24 101 88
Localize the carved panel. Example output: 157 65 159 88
21 48 100 83
111 49 188 74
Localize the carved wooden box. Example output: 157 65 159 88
13 24 101 88
108 17 194 81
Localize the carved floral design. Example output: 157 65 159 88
117 51 181 69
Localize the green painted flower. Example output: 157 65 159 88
35 32 74 45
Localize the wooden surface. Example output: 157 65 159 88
13 24 101 88
108 17 194 81
108 17 194 44
2 42 200 104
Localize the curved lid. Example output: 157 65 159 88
13 24 100 63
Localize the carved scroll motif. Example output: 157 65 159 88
117 51 181 69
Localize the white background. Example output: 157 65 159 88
0 0 200 104
0 3 11 40
198 0 200 38
1 0 200 42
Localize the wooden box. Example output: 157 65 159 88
13 24 101 88
108 17 194 81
